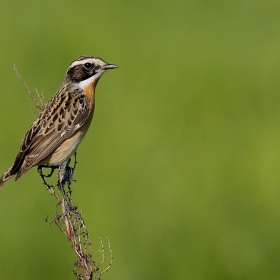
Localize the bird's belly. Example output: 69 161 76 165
42 130 87 166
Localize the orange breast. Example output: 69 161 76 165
83 77 100 106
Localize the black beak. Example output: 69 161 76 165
103 64 118 70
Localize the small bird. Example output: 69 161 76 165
0 55 117 187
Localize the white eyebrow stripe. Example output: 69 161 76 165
70 58 105 68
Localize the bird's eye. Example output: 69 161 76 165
83 62 92 69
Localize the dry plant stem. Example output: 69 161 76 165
41 155 112 279
59 186 71 236
52 182 91 279
57 181 94 280
41 156 101 280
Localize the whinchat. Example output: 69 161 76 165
0 55 117 187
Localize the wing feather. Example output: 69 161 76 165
12 92 92 179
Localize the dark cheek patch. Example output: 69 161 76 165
68 65 89 82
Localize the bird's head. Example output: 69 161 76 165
66 55 118 90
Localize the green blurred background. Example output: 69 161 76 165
0 0 280 279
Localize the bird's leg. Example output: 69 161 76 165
58 158 73 186
72 152 78 171
66 152 77 186
57 159 77 215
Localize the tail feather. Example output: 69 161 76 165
0 167 15 188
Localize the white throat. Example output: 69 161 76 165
78 71 104 90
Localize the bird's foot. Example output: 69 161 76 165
37 165 58 189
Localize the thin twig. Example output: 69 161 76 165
96 236 113 280
35 88 45 108
13 63 45 110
